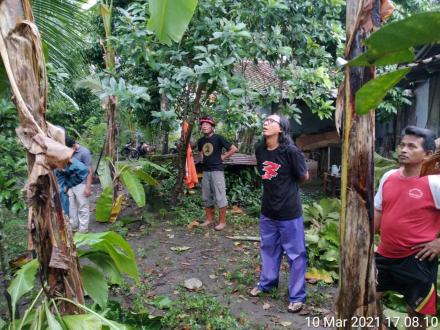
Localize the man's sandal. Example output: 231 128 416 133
287 302 304 313
249 287 263 297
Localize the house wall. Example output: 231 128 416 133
427 75 440 137
415 80 430 127
376 72 440 157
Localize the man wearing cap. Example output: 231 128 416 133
197 116 238 230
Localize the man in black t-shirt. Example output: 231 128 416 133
250 114 309 314
197 116 238 230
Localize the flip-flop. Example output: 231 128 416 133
249 287 263 297
287 302 304 313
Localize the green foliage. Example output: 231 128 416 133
355 68 411 115
96 159 166 222
349 12 440 67
303 198 340 279
32 0 89 74
349 12 440 116
78 116 107 155
96 187 114 222
81 265 109 308
0 99 26 213
7 259 39 320
377 87 412 123
109 0 345 139
374 152 398 190
119 166 146 207
75 231 140 286
172 193 204 226
101 300 162 329
147 0 198 45
61 313 102 329
161 293 241 329
5 231 139 326
225 168 262 208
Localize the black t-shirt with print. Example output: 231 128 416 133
197 134 232 171
255 143 308 220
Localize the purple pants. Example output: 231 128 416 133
257 214 307 302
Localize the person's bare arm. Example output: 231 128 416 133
374 209 382 234
412 238 440 261
299 171 309 183
221 145 238 161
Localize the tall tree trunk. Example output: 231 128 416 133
104 96 118 200
336 0 381 326
161 93 169 155
172 84 205 204
0 0 84 313
99 3 118 201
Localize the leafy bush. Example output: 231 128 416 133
225 167 262 208
3 231 139 328
0 99 26 213
374 152 398 190
303 198 341 280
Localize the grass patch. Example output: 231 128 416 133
161 293 244 329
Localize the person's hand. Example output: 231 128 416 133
412 239 440 261
221 155 225 161
84 186 91 197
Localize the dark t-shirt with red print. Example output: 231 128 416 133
255 143 308 220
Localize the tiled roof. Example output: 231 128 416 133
233 60 287 94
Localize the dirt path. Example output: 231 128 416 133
88 185 335 329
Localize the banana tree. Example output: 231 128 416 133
336 0 387 326
337 9 440 328
0 0 84 313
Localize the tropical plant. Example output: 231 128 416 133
304 198 341 282
374 152 399 190
0 0 85 312
336 0 382 321
0 100 26 213
347 12 440 115
96 159 170 222
4 231 138 328
225 168 262 208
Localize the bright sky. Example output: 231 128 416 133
81 0 97 10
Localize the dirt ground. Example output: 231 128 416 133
89 184 336 329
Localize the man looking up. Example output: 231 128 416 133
65 136 93 233
197 116 238 231
375 126 440 327
250 114 309 313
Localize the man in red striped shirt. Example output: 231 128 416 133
375 126 440 326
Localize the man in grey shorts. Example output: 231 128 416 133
66 136 93 233
197 116 238 230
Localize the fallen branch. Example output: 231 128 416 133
226 236 260 242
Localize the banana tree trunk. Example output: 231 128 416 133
99 3 119 200
104 95 118 200
336 0 381 326
0 0 84 313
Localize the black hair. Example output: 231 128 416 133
260 114 294 151
402 126 436 152
65 136 76 148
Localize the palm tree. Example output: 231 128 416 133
32 0 89 74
